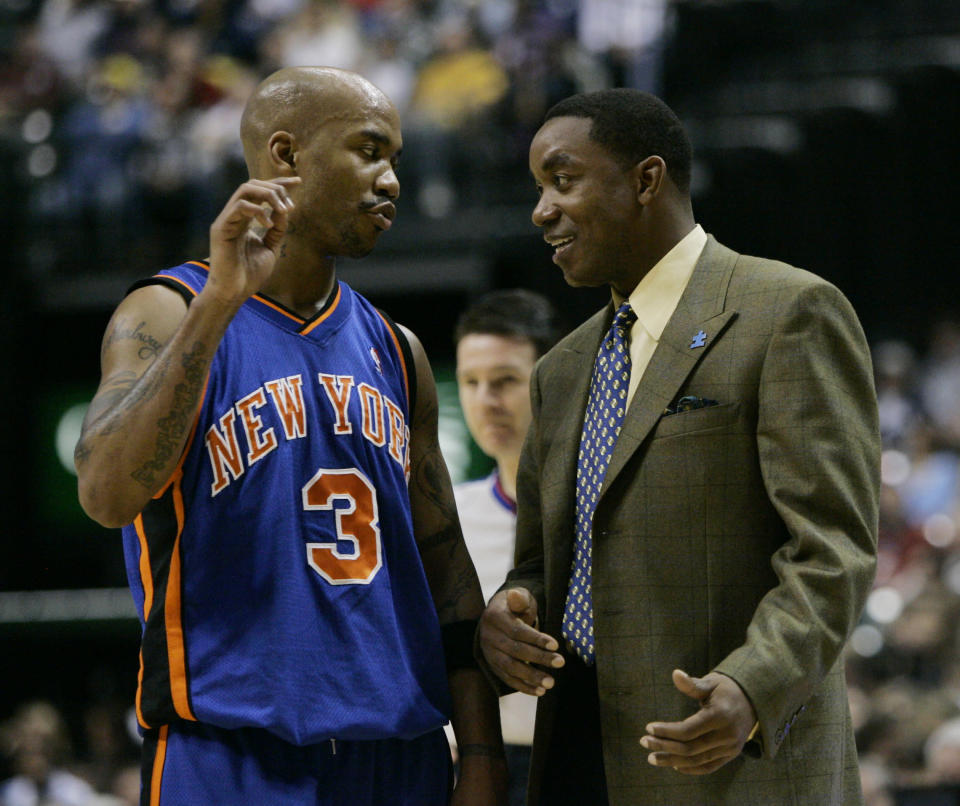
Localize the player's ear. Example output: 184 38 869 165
268 132 298 175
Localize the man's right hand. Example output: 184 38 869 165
206 177 301 306
479 588 565 695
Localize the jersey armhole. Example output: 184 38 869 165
127 277 197 307
376 308 418 418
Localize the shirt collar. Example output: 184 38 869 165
612 224 707 340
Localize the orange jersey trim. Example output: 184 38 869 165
134 515 155 729
165 476 196 721
164 260 342 330
133 477 197 726
376 311 411 412
254 294 306 323
149 725 168 806
154 273 199 298
300 284 343 336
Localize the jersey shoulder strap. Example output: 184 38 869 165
126 260 210 306
376 308 418 418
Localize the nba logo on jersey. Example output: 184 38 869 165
370 346 383 374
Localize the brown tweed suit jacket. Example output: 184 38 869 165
506 236 880 805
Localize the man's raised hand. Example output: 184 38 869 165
207 177 301 305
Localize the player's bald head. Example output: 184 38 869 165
240 66 394 176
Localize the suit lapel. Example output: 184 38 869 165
540 307 610 492
540 308 609 619
602 237 739 494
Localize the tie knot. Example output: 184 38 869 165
613 302 637 333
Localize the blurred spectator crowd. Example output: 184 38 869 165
853 321 960 805
0 700 140 806
0 0 670 278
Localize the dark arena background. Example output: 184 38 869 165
2 1 960 803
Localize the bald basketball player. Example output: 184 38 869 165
75 67 506 806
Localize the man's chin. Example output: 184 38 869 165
559 259 609 289
561 269 600 289
340 235 378 260
335 223 382 259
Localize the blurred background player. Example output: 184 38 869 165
450 289 565 805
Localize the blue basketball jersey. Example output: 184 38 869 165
121 261 450 746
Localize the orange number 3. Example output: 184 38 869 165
302 468 383 585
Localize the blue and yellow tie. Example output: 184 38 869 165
562 301 636 664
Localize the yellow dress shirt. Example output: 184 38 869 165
611 224 707 408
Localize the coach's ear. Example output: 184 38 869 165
634 155 665 205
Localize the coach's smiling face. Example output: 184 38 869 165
529 115 652 297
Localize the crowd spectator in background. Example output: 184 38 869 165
575 0 668 91
919 320 960 448
0 700 139 806
2 0 619 278
848 319 960 802
0 701 99 806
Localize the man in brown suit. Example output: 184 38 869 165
478 89 879 804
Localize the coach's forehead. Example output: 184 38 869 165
530 116 613 175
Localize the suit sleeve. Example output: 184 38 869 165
712 280 880 759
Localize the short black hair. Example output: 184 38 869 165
544 88 692 194
454 289 566 359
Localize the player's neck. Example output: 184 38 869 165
260 248 338 319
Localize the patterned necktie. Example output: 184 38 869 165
562 301 637 664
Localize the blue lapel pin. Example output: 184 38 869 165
690 330 707 349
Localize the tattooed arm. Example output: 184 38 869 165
402 325 507 806
75 177 299 527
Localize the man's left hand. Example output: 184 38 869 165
640 669 757 775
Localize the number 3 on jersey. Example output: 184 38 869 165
302 468 382 585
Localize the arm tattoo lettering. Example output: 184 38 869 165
130 341 207 488
102 320 164 361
